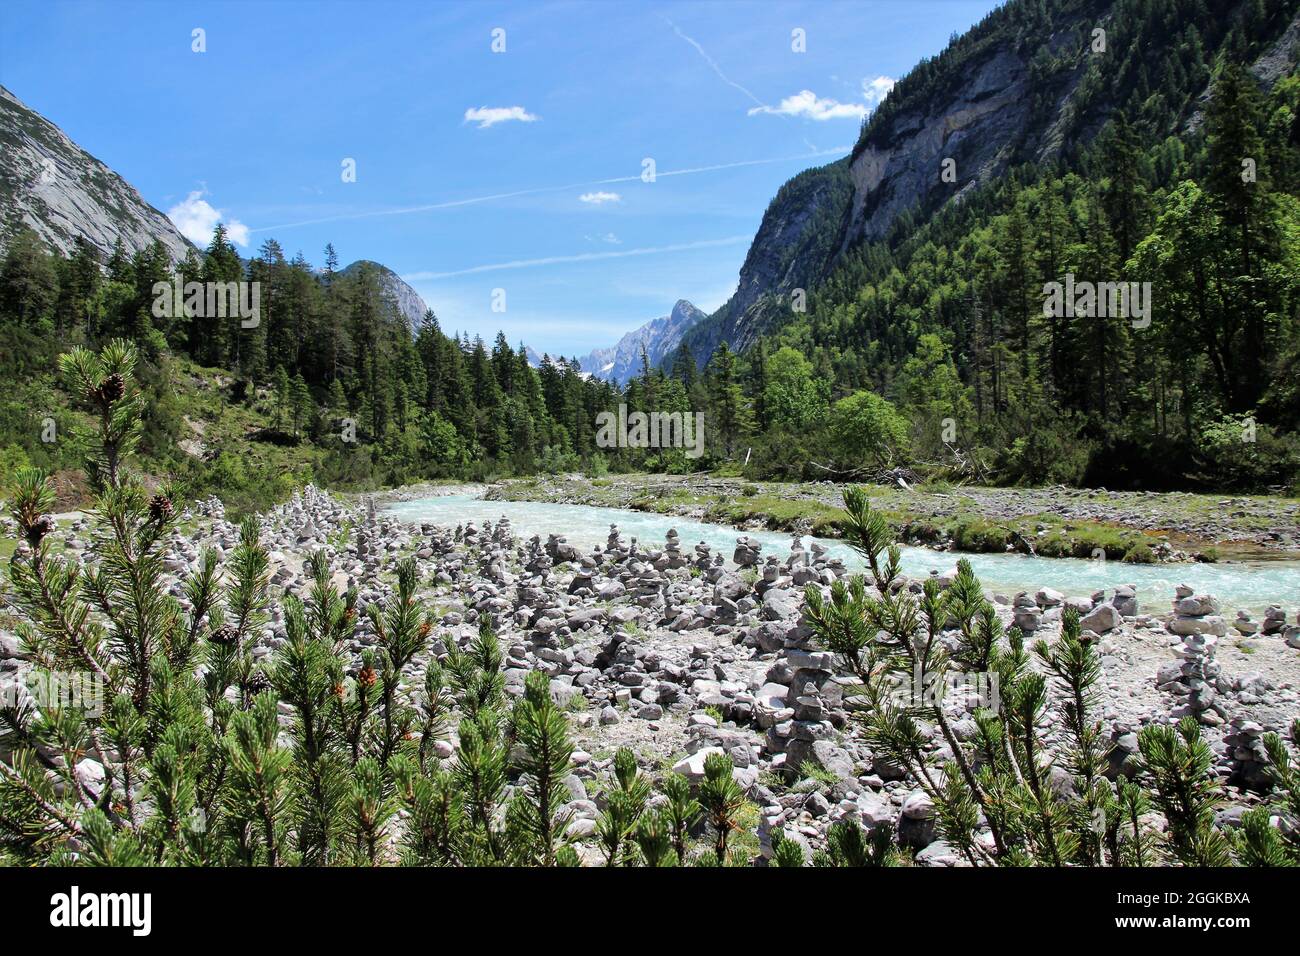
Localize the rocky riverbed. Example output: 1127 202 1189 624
4 485 1299 865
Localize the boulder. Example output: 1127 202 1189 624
762 588 801 621
1080 603 1121 633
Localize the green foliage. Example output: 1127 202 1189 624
658 771 701 865
510 670 576 865
699 751 746 864
1132 719 1235 867
0 346 600 867
596 747 652 866
799 484 1300 867
827 390 910 473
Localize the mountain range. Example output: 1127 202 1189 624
4 0 1299 378
573 299 707 384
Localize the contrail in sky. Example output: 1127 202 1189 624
250 147 848 233
403 235 753 281
663 16 771 113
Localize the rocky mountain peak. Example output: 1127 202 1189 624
575 300 707 385
340 260 430 330
0 84 193 263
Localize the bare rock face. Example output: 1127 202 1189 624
844 46 1041 248
338 260 430 331
0 84 193 263
671 6 1300 372
674 160 854 363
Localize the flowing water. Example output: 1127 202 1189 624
385 495 1300 617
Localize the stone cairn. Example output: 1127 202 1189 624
605 524 626 561
693 541 713 573
1221 717 1274 789
656 528 689 571
1261 605 1300 649
733 536 762 568
523 535 552 579
1159 586 1227 725
1012 593 1043 632
1261 605 1287 635
568 556 597 595
545 533 580 564
492 516 515 548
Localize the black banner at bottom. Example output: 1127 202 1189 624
0 865 1290 942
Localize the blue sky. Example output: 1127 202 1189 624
2 0 1001 357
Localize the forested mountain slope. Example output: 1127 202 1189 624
672 0 1300 490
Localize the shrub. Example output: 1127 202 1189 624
0 341 762 868
827 390 910 472
798 486 1300 867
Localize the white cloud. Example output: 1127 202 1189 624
463 106 539 129
166 189 250 247
579 191 621 205
585 232 622 245
862 75 896 108
748 90 867 121
748 76 896 122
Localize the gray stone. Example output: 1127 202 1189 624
810 740 855 782
762 588 800 620
1080 603 1121 633
672 747 723 782
915 840 963 866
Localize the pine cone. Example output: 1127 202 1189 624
27 513 56 544
148 493 175 524
209 625 238 648
92 372 126 405
357 663 377 689
246 669 272 696
418 620 433 639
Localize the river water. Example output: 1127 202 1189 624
384 495 1300 617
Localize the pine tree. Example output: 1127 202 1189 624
291 373 312 437
272 365 291 429
510 670 575 864
706 342 749 457
698 751 745 864
596 747 650 866
0 228 59 329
